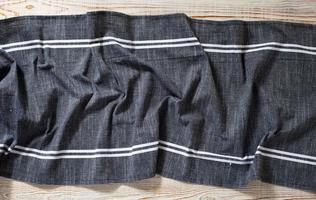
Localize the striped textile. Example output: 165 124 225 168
0 11 315 190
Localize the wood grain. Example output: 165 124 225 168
0 176 316 200
0 0 315 23
0 0 316 199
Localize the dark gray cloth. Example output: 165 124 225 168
0 11 315 190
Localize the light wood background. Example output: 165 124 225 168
0 0 316 199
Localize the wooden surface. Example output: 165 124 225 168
0 0 316 23
0 176 316 200
0 0 316 199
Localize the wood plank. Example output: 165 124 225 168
0 0 315 23
0 176 316 200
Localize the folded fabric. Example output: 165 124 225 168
0 11 315 190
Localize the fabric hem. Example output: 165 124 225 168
156 171 252 189
258 177 316 192
0 170 156 185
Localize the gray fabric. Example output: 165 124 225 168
0 11 315 190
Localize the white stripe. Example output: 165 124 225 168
4 41 201 53
159 140 254 160
1 35 315 56
255 151 316 166
203 46 316 55
4 42 316 56
0 144 9 148
2 142 316 167
12 141 159 154
0 37 198 49
8 147 158 160
258 146 316 161
158 146 253 165
1 141 254 161
201 42 316 51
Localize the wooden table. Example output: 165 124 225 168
0 1 315 199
